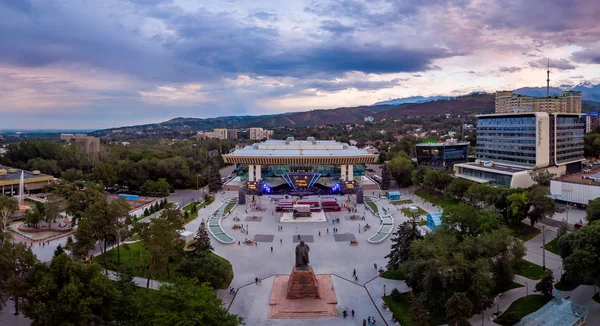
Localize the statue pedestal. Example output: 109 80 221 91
269 267 337 318
286 266 320 299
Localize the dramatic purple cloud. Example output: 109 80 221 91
0 0 599 129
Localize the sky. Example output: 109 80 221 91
1 0 600 130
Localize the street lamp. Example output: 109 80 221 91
542 224 546 270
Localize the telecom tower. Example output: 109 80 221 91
546 59 550 97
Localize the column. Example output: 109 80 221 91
249 164 255 182
256 165 261 181
341 165 347 181
348 164 354 181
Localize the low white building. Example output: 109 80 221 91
550 167 600 206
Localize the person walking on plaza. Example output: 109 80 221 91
318 230 321 236
353 269 356 276
374 263 377 270
351 309 355 318
327 228 329 234
271 246 273 252
363 319 367 326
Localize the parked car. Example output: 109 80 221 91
555 208 565 213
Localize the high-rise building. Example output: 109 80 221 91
213 128 228 140
249 127 274 140
454 112 584 187
227 129 238 140
495 90 582 114
582 111 600 133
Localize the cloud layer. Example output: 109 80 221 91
0 0 599 129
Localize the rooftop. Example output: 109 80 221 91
457 162 529 174
227 138 376 157
554 165 600 186
0 165 54 183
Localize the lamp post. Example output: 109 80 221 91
542 224 546 270
383 284 386 296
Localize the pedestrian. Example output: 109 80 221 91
280 238 283 244
318 230 321 236
353 269 356 276
327 228 329 233
238 241 240 245
255 242 258 246
255 277 258 284
232 287 235 294
298 234 301 239
355 275 358 281
363 319 367 326
351 309 355 318
271 246 273 252
374 263 377 269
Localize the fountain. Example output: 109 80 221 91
18 171 24 204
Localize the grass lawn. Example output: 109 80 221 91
391 199 413 205
514 260 545 280
414 188 460 209
94 241 233 288
366 200 378 214
222 201 237 215
383 292 447 326
494 295 551 326
400 206 428 217
512 224 541 242
543 237 559 255
554 276 589 291
380 269 406 280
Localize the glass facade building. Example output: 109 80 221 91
476 115 537 167
415 143 469 168
552 115 584 165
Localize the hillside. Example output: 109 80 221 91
91 94 497 136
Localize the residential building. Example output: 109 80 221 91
249 127 274 140
227 129 238 140
495 90 582 114
415 139 469 169
582 111 600 133
213 128 228 140
61 134 101 154
60 133 74 141
454 112 584 187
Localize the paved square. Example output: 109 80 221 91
333 233 356 242
344 215 365 221
245 215 264 222
292 235 314 243
254 234 275 242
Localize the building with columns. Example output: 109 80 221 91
223 137 378 194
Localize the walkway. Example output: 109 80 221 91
364 196 394 243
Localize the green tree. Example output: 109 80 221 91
0 195 19 242
176 254 233 289
90 162 117 186
445 292 472 326
113 266 140 324
408 292 429 326
22 254 118 324
190 221 213 254
506 191 529 227
527 185 555 226
23 202 45 229
465 183 496 209
144 211 184 287
557 222 600 286
528 168 554 187
60 168 84 182
43 196 62 225
0 241 37 315
411 165 428 186
442 203 481 237
207 165 223 193
535 269 554 297
108 197 132 267
72 218 96 262
385 221 423 271
387 153 414 187
423 169 453 193
585 197 600 224
446 178 473 200
64 183 104 224
380 164 391 190
136 277 243 326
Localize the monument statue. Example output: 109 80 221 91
295 240 310 270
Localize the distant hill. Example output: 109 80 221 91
91 93 496 136
372 95 453 106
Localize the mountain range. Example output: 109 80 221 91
92 83 600 136
371 82 600 106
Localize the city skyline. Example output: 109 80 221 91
1 0 600 129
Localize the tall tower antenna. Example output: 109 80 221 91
546 59 550 97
